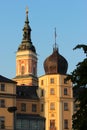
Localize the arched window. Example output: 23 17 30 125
21 66 25 75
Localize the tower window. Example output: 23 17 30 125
50 120 55 129
21 66 25 75
41 80 44 85
50 78 54 84
50 102 55 110
50 88 55 95
64 88 68 95
64 103 68 111
64 78 68 84
64 119 68 129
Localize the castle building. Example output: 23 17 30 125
0 75 16 130
0 8 73 130
39 42 73 130
13 9 73 130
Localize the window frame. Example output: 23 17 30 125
21 103 26 112
50 102 55 110
0 99 5 108
64 78 68 84
64 119 68 129
32 104 37 112
0 84 5 91
64 88 68 95
50 78 54 84
41 80 44 85
50 120 55 129
0 117 5 129
50 88 55 95
21 66 25 75
64 103 68 111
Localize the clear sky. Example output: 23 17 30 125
0 0 87 79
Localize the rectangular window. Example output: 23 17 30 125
64 103 68 111
0 100 5 107
50 88 55 95
21 66 25 75
50 120 55 129
50 78 54 84
0 84 5 91
21 103 26 111
41 104 44 112
64 119 68 129
32 104 37 112
50 102 55 110
64 88 68 95
0 117 5 129
41 80 44 85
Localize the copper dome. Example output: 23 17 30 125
44 49 68 75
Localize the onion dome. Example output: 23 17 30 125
18 8 36 53
44 29 68 75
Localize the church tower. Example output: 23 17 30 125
39 29 73 130
13 9 38 86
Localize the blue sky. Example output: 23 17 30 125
0 0 87 78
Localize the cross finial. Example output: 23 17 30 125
26 6 29 14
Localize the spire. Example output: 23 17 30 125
18 7 36 53
22 7 31 42
53 28 58 52
25 6 29 26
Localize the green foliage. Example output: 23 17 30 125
67 44 87 130
73 44 87 55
